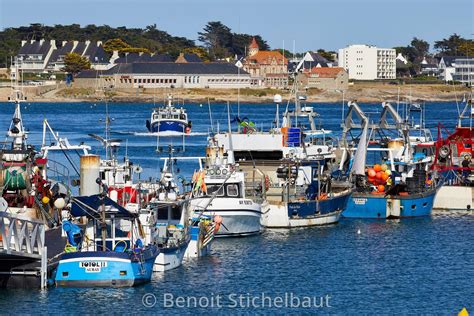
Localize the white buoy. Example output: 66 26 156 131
54 197 66 209
357 229 361 235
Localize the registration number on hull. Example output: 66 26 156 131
80 261 107 273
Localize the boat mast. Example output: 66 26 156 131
226 101 235 165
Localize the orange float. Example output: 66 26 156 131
368 168 376 178
374 164 382 172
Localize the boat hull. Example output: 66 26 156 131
190 198 262 237
343 189 437 219
184 225 212 258
54 248 158 288
433 185 473 210
153 242 188 272
262 191 351 228
149 120 189 133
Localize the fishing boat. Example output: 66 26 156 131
188 162 262 236
146 95 191 133
431 97 474 210
188 104 262 236
340 101 439 219
54 192 159 287
0 80 91 288
213 94 335 161
138 153 190 271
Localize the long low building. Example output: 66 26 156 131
75 62 255 89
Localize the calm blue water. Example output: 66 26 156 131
0 101 472 314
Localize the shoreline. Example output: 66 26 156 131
0 82 470 104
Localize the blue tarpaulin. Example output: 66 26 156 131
71 195 138 219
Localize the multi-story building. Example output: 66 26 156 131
15 39 113 73
338 44 396 80
452 57 474 85
243 37 288 87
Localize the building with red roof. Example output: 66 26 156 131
297 66 348 90
243 37 288 87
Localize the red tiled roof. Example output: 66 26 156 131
308 67 344 78
247 51 287 65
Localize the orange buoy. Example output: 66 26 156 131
374 164 382 172
377 185 385 192
368 177 375 184
381 173 389 182
368 168 376 178
375 171 383 180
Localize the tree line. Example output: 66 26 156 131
0 22 472 69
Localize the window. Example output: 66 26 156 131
207 185 224 196
226 184 240 197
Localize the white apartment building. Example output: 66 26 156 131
338 45 396 80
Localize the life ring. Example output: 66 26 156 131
264 175 270 191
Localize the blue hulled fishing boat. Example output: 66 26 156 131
54 194 159 287
146 95 191 133
340 101 439 219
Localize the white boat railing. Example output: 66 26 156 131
0 211 45 259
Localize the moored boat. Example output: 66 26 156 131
340 101 439 219
54 194 159 288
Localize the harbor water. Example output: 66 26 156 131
0 101 472 314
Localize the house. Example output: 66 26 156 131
16 40 56 72
338 44 396 80
420 57 439 77
74 62 253 89
16 39 114 72
438 56 459 82
296 67 348 90
243 37 288 87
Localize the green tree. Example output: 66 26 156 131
62 52 91 75
231 34 270 56
103 38 131 53
317 49 336 62
198 21 233 59
434 34 464 55
410 38 429 58
458 40 474 56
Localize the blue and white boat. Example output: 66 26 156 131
146 95 191 133
54 195 159 287
257 157 353 227
340 101 439 219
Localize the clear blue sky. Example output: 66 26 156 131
0 0 472 52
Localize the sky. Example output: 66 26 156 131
0 0 472 52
